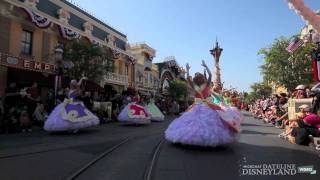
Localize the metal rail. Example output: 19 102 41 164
143 138 165 180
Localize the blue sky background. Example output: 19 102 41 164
72 0 319 92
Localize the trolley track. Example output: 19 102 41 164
64 134 166 180
66 137 132 180
143 138 165 180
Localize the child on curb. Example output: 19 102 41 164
20 107 32 132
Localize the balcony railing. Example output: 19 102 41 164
135 81 159 90
101 72 128 86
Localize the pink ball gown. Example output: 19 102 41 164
165 84 241 147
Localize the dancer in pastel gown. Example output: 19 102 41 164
44 77 99 132
147 96 165 121
117 94 151 125
165 60 241 147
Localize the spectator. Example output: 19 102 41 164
171 101 180 115
56 88 65 104
293 84 307 99
0 97 4 133
26 82 40 121
19 106 32 132
33 103 48 126
81 91 93 110
4 107 19 133
4 82 20 108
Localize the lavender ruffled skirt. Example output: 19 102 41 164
165 103 238 147
44 103 99 132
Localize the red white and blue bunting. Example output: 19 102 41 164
58 25 81 40
20 7 136 64
22 8 52 28
128 56 137 64
112 49 137 64
112 49 121 59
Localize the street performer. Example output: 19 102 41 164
44 77 99 133
165 60 241 147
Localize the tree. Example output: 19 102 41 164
258 36 315 91
244 82 272 104
62 39 114 82
168 79 188 100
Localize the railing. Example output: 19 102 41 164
135 81 159 90
101 72 128 86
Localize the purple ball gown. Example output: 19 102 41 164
44 90 99 131
165 85 241 147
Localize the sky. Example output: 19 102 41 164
71 0 319 92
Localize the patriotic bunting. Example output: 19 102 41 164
22 8 51 28
20 7 135 64
58 25 81 40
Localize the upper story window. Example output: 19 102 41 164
125 64 129 76
21 30 33 55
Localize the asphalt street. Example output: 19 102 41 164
0 112 319 180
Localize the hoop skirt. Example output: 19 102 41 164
118 103 151 124
147 100 165 121
165 84 241 147
44 99 99 131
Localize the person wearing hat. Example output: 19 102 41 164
293 85 307 99
290 104 320 145
279 104 310 142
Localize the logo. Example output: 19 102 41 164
239 157 317 176
297 166 317 175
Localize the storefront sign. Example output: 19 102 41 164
0 53 55 74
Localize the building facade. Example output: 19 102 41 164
300 11 320 43
130 42 159 95
0 0 136 96
156 56 186 95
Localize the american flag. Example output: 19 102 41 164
286 37 304 53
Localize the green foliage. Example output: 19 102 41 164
62 39 114 82
243 82 272 104
168 79 188 99
258 36 315 90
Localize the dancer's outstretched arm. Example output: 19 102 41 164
186 63 194 90
202 60 211 84
77 76 87 86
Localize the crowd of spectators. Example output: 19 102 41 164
0 82 184 134
249 84 320 150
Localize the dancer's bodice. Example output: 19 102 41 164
68 90 78 99
194 84 210 99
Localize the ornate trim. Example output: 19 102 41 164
23 0 38 9
107 34 115 46
57 8 70 24
83 21 93 35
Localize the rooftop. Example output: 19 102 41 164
63 0 126 38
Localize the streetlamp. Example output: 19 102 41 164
210 39 223 91
54 47 64 105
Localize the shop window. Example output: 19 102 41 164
21 30 33 55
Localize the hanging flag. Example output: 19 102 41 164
286 37 304 53
312 47 320 81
